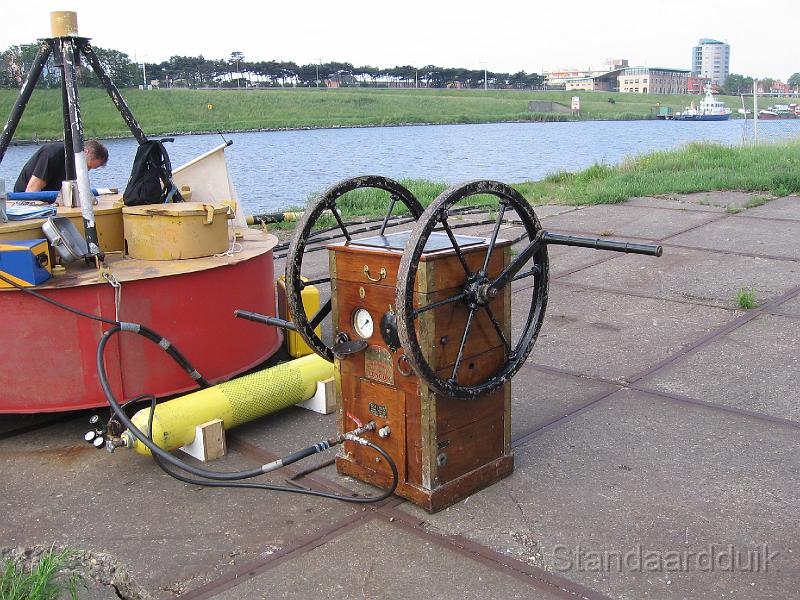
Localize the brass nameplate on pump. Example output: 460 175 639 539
364 345 394 385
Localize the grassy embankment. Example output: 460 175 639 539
299 140 800 224
3 88 797 219
1 87 794 141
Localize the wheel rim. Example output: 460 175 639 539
395 180 548 398
286 175 424 362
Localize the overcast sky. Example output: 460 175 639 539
3 1 797 80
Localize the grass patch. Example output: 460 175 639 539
744 195 770 209
1 548 79 600
736 288 757 309
515 141 800 205
2 87 795 141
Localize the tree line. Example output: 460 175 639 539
0 43 545 90
719 73 800 95
3 42 796 94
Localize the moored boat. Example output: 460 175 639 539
673 88 732 121
758 105 798 120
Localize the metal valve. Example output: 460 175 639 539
83 413 107 449
378 426 391 438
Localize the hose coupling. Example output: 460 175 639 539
344 433 370 446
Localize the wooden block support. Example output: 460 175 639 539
298 377 336 415
179 418 226 462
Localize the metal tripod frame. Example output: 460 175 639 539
0 36 149 260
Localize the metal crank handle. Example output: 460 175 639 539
233 309 298 331
542 232 663 257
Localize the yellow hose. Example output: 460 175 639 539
127 354 332 455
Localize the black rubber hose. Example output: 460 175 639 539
150 439 398 503
99 325 400 502
0 272 117 325
98 325 267 481
3 268 400 503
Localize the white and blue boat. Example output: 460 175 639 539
673 88 732 121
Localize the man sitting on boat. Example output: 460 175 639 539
13 140 108 196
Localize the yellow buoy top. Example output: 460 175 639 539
50 11 79 37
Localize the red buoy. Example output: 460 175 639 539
0 230 281 413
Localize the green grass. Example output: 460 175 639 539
2 87 796 141
1 548 79 600
744 195 770 209
737 288 757 309
514 141 800 205
266 141 800 226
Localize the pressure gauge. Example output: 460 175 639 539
352 308 374 339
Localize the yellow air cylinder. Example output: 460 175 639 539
277 275 321 358
126 353 332 455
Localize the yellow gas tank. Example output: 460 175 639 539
122 202 231 260
125 353 333 455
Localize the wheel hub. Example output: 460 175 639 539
464 273 495 307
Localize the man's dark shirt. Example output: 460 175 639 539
14 143 67 193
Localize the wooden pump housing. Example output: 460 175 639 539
330 231 514 512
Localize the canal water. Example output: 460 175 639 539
2 119 799 213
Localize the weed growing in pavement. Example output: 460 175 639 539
0 547 79 600
744 195 769 209
736 288 757 309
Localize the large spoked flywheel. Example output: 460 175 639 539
286 175 424 362
395 180 549 399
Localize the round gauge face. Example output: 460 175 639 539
352 308 374 339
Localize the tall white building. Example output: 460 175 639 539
692 39 730 86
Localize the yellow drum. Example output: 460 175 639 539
0 202 124 263
60 202 124 253
123 202 232 260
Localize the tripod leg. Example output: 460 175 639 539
0 42 52 165
78 39 148 144
60 37 103 260
51 40 76 180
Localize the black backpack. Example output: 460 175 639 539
123 138 183 206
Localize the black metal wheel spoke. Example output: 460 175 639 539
331 206 352 242
412 292 466 317
439 217 472 278
331 208 352 242
308 298 332 330
488 231 544 293
450 307 477 383
379 195 399 236
511 265 541 282
480 201 507 275
483 305 511 354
